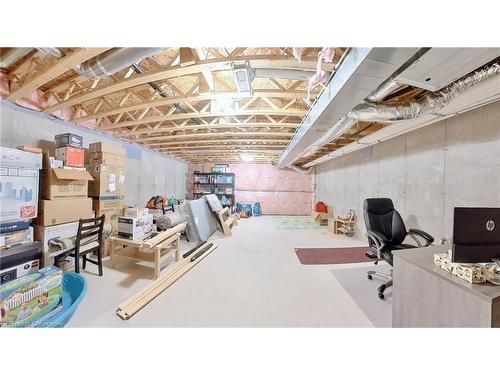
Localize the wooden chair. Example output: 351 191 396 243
70 215 105 276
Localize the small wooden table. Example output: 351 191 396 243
109 223 186 280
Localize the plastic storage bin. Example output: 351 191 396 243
36 272 87 327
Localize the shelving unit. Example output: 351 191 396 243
193 172 235 209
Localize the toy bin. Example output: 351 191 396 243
36 272 87 327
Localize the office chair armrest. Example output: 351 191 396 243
366 230 388 258
408 228 434 247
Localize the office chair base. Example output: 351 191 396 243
367 270 391 280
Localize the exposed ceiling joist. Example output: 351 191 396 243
99 109 307 131
7 48 111 101
43 55 334 114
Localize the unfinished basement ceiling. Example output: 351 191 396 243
0 47 347 164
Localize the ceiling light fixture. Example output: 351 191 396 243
232 61 255 93
240 153 254 162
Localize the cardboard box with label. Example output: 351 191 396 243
35 221 79 266
87 164 126 198
88 152 126 167
311 205 333 226
54 146 85 167
118 214 153 240
41 167 93 199
37 198 93 226
89 142 126 157
55 133 83 149
124 207 148 218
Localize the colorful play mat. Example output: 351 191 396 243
273 217 323 230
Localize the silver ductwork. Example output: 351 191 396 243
0 48 34 69
366 79 401 102
76 48 166 79
36 48 64 59
301 61 500 158
354 62 500 123
288 164 313 174
254 68 316 81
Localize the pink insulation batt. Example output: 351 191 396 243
230 164 314 215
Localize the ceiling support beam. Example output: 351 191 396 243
43 55 332 114
7 48 111 101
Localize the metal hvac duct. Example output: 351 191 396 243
0 48 34 69
301 61 500 158
77 48 166 79
36 48 64 59
254 68 315 81
288 164 313 174
354 62 500 123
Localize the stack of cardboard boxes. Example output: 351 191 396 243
87 142 127 255
35 133 94 268
0 147 43 282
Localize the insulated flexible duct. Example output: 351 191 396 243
76 48 165 79
301 62 500 158
354 63 500 122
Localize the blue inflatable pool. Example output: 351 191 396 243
35 272 87 328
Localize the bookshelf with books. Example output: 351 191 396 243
193 172 235 208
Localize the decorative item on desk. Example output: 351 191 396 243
434 253 489 284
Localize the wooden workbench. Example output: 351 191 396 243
109 223 186 280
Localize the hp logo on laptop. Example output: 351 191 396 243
486 220 495 232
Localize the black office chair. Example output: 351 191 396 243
363 198 434 299
70 215 105 276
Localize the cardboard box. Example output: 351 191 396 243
17 145 42 154
0 147 42 223
0 227 33 249
93 199 123 235
49 157 63 168
35 221 79 266
89 152 126 167
118 214 153 240
0 265 63 327
87 164 126 198
92 197 124 210
55 133 83 149
89 142 126 157
41 168 93 199
124 207 148 218
37 198 93 226
54 147 85 168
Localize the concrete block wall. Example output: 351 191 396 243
0 100 188 206
315 100 500 242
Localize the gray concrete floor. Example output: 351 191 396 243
68 216 379 327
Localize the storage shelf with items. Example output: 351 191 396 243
193 172 235 208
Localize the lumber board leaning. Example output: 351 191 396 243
116 242 216 320
143 222 187 249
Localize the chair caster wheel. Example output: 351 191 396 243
367 274 373 280
378 292 385 300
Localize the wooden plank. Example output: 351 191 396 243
148 138 291 147
116 243 216 320
43 55 331 113
99 109 306 131
74 90 314 123
143 223 186 249
7 48 111 102
137 131 293 143
122 122 300 136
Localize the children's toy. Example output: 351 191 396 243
0 266 63 327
